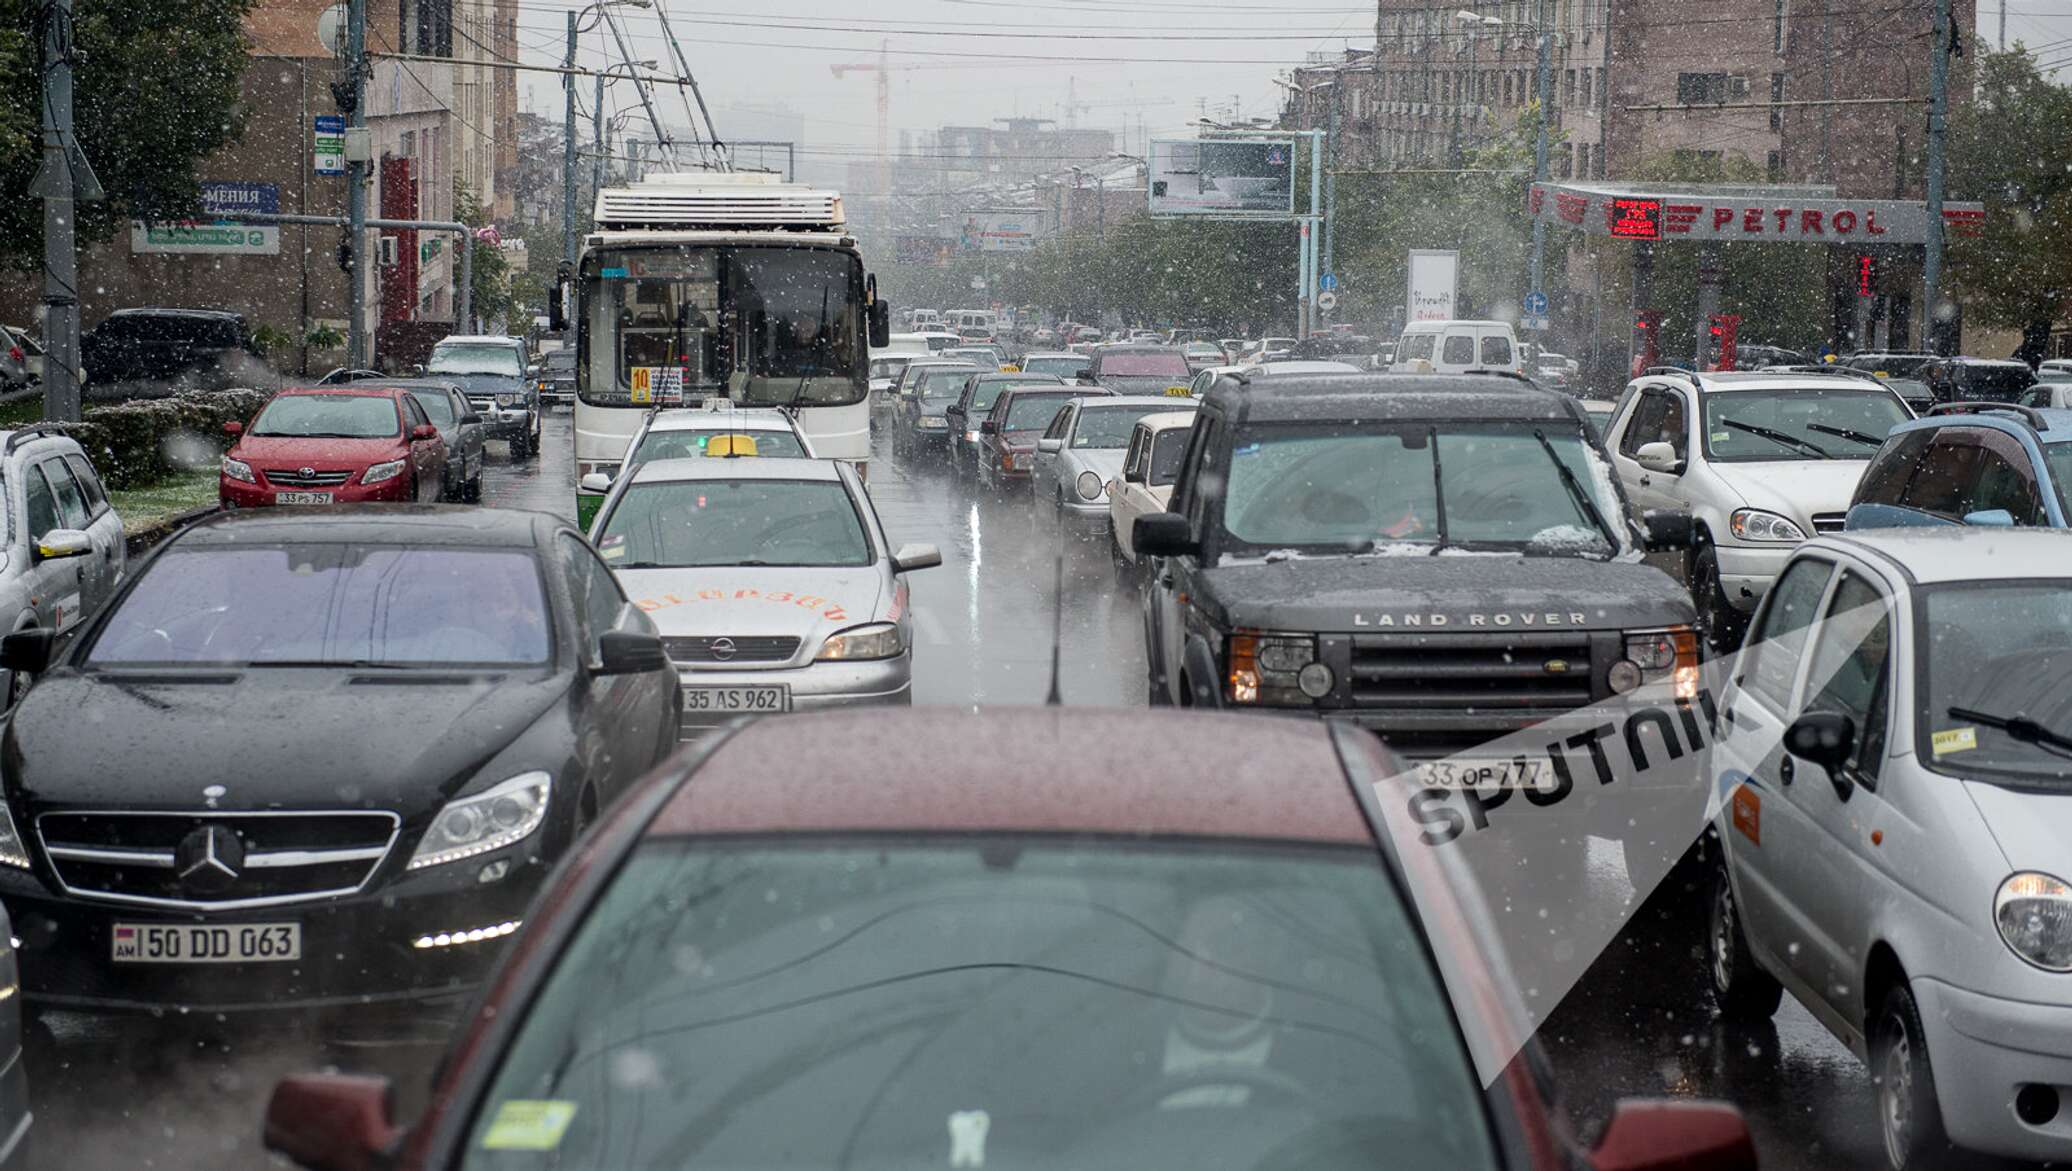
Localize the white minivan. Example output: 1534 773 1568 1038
1390 319 1523 374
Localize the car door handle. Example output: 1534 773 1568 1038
1778 756 1795 786
1639 474 1652 487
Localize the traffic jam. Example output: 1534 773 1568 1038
9 1 2072 1168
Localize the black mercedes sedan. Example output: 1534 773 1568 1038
0 507 680 1015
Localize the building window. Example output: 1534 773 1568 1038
1770 72 1785 128
1561 147 1574 178
1677 72 1729 105
1594 146 1605 177
1774 0 1788 53
1767 150 1783 178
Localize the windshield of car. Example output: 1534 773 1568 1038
1099 351 1191 377
1700 389 1910 462
1921 583 2072 782
632 428 810 462
427 343 524 378
916 366 982 400
597 478 871 568
457 838 1497 1171
1003 393 1074 430
546 351 576 374
1022 356 1090 379
408 390 456 427
87 545 551 667
250 394 401 439
1952 365 2036 402
1219 424 1622 557
1075 405 1187 449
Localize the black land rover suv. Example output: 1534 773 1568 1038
1138 372 1700 758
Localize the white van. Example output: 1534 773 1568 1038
1390 320 1523 374
881 332 962 357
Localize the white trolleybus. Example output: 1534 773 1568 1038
557 172 889 527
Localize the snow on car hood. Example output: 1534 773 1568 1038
1709 458 1871 525
614 566 888 643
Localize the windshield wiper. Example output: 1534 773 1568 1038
1719 417 1833 458
1424 425 1452 555
1804 421 1885 447
1948 706 2072 758
785 285 832 414
1531 428 1617 557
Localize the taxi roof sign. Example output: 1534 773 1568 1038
705 434 760 458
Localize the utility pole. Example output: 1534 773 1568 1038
32 0 99 422
345 0 368 369
1323 82 1340 328
1820 0 1835 182
562 9 578 267
1922 0 1951 354
1528 0 1552 307
593 71 606 194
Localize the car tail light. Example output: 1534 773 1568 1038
6 346 20 363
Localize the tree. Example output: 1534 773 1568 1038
0 0 255 271
456 180 512 331
1946 48 2072 365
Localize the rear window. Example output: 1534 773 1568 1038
1479 336 1512 366
1954 366 2035 403
1003 393 1074 430
1099 351 1190 377
631 429 810 462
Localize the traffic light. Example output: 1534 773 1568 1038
337 238 353 274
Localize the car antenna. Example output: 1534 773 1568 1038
1044 553 1065 706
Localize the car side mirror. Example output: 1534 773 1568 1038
1589 1099 1756 1171
223 420 244 437
1641 509 1693 551
262 1073 399 1171
979 420 998 435
411 424 438 441
1786 709 1858 790
1124 466 1146 485
596 629 668 676
1037 438 1063 454
580 472 613 493
411 364 426 377
870 299 892 348
1635 441 1684 475
34 529 91 562
1963 508 2016 527
461 412 483 426
0 628 56 676
893 542 942 573
548 283 567 333
1133 512 1198 558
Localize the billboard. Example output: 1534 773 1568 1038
959 211 1044 253
1406 250 1459 323
896 236 957 268
1148 139 1295 217
130 182 281 255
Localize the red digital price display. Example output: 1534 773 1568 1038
1857 254 1876 297
1608 198 1663 240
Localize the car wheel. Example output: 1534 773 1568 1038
1708 861 1783 1021
1874 982 1952 1171
524 416 542 461
463 466 483 503
1689 543 1745 656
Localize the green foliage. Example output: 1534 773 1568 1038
304 321 345 351
1946 48 2072 336
248 323 294 356
456 180 513 329
50 387 271 489
0 0 255 271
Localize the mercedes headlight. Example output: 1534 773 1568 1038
1730 509 1806 543
1075 471 1103 501
816 622 904 661
1997 872 2072 971
0 802 29 869
408 771 552 870
220 456 255 483
362 458 407 485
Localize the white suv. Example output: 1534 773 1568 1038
0 426 126 701
1600 369 1913 651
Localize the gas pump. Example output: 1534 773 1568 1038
1630 310 1664 378
1703 314 1741 371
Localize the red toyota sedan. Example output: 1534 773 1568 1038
263 709 1758 1171
220 385 448 507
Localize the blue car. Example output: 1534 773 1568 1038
1846 402 2072 529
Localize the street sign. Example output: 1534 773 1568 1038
1523 290 1549 316
1317 291 1340 311
313 115 345 176
1520 314 1550 332
1319 273 1338 292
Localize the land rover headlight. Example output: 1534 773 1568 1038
1730 509 1806 543
1622 625 1700 699
1996 872 2072 971
816 622 904 661
1228 633 1319 705
408 771 551 870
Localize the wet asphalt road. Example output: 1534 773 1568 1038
29 411 1898 1170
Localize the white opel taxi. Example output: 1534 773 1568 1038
589 450 941 736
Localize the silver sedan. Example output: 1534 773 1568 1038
1030 395 1200 532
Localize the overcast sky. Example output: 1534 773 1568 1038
514 0 2072 175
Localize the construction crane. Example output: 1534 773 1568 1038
829 42 933 200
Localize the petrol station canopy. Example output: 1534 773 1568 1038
1526 181 1985 246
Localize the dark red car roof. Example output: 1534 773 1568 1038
275 384 407 396
647 708 1375 845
